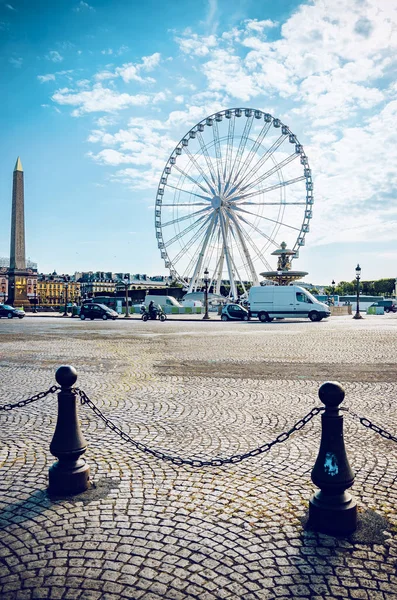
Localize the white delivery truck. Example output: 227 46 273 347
248 285 331 322
144 295 182 309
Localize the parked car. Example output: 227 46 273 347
221 303 250 321
370 300 397 313
79 303 118 321
0 304 25 319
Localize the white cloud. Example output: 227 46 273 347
245 19 278 33
9 57 23 68
177 33 218 57
52 84 151 116
73 1 95 12
46 50 63 63
38 74 56 83
95 52 161 83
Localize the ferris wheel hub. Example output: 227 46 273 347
211 195 223 210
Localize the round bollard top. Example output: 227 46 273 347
56 365 78 388
318 381 345 407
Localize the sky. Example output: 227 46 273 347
0 0 396 285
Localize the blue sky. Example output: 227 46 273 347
0 0 396 285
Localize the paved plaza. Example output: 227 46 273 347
1 315 397 599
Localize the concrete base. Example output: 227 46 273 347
48 459 90 496
308 491 357 535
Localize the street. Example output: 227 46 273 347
1 315 397 599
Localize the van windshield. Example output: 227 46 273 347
304 290 318 303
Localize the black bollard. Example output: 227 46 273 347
48 366 90 495
308 381 357 535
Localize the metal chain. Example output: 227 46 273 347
342 406 397 444
0 385 60 411
75 387 323 467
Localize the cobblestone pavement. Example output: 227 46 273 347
1 315 397 600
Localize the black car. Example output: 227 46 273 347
221 303 250 321
79 303 118 321
0 304 25 319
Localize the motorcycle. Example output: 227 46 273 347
141 306 167 322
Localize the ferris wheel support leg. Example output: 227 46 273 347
219 211 238 301
187 214 217 295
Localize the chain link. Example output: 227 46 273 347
342 406 397 444
0 385 60 411
75 387 323 467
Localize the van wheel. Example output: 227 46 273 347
80 314 85 320
258 312 269 322
102 314 108 320
309 311 320 322
221 315 228 321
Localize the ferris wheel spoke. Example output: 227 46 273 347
219 210 238 300
226 210 259 285
165 183 212 202
161 202 209 207
233 121 272 186
230 212 273 270
173 164 212 195
196 131 218 186
223 116 235 183
186 213 218 292
232 133 287 193
226 116 253 192
172 214 215 266
233 205 301 232
236 153 299 196
212 120 224 192
162 206 211 228
183 147 217 195
165 212 212 248
232 176 306 203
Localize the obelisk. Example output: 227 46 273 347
8 157 28 306
10 157 26 271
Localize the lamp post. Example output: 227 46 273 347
124 275 131 318
9 282 15 305
203 268 210 320
33 284 37 313
353 264 362 320
63 276 69 317
331 279 335 305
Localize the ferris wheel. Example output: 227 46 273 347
155 108 313 299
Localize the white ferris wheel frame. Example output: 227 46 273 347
155 107 314 300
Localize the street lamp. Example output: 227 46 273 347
33 284 37 313
353 264 362 320
203 268 210 320
63 276 69 317
124 274 131 318
331 279 335 305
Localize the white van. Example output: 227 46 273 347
248 285 330 322
144 295 182 308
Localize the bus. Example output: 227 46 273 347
314 294 384 312
338 295 384 312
